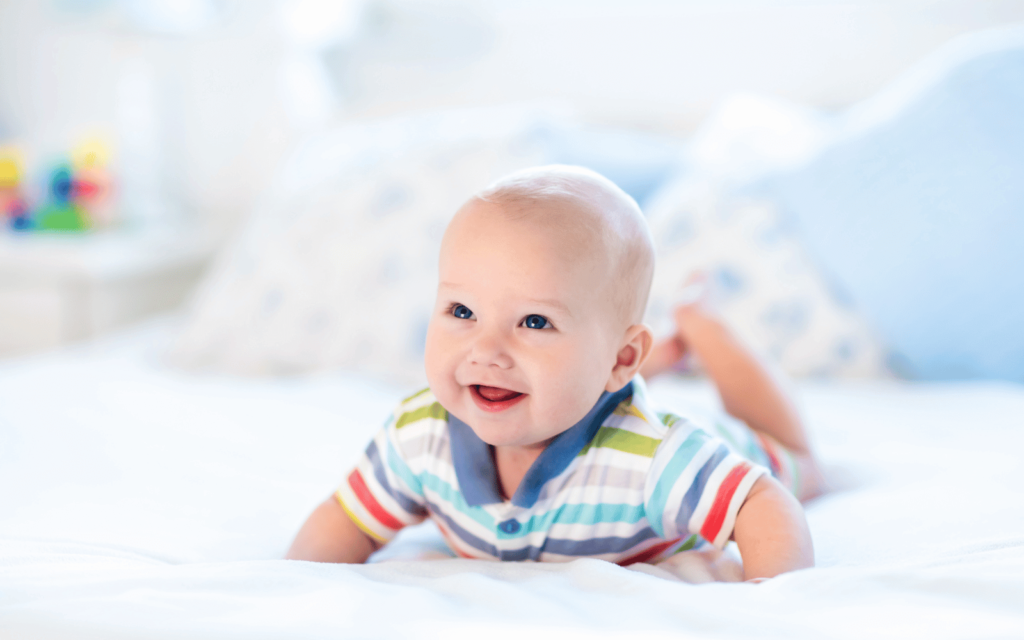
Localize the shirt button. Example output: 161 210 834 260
499 519 521 534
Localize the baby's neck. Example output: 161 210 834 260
492 443 547 501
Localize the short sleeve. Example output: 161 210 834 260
335 408 429 544
643 415 768 549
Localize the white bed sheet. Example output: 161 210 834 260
2 320 1023 639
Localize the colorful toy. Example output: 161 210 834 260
35 163 88 231
2 138 115 233
70 138 115 226
0 146 32 230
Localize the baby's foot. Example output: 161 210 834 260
640 274 714 379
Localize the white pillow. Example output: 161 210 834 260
168 109 550 384
645 177 888 377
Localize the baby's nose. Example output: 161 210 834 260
469 329 514 369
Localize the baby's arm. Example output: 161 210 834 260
733 475 814 581
286 495 379 563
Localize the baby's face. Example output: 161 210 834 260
424 199 623 450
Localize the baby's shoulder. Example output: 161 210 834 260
610 381 732 457
610 379 705 438
579 385 686 460
387 387 450 437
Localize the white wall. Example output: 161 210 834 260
340 0 1024 131
2 0 1023 237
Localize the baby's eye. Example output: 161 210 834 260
522 314 550 330
450 304 475 320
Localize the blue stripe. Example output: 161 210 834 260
365 440 426 517
677 444 730 529
645 430 715 537
425 499 499 558
524 526 659 560
507 502 646 539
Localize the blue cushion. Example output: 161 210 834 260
749 28 1024 382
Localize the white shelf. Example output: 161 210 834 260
0 228 217 357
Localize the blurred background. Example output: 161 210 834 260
1 0 1023 382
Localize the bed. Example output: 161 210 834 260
2 319 1023 639
4 26 1024 640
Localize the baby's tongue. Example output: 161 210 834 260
477 385 521 402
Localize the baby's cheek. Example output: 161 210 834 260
543 375 599 426
423 333 450 391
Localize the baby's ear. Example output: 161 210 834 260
606 324 654 392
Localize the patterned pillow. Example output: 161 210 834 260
167 110 549 385
644 177 888 378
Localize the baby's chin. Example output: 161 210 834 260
462 414 555 450
471 428 555 451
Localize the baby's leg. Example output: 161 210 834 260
643 287 825 501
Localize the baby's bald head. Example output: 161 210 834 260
462 165 655 329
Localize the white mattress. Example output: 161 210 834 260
2 319 1023 639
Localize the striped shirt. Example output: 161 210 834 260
336 377 771 564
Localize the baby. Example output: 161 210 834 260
287 165 823 581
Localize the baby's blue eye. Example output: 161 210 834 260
523 314 549 330
452 304 474 319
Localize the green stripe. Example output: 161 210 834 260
658 412 681 428
674 534 698 553
645 430 714 537
395 402 448 429
402 387 431 403
611 397 636 417
578 427 660 458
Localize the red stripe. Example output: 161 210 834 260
348 469 405 531
700 462 751 543
617 538 680 566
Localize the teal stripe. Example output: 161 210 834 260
385 441 496 531
645 430 713 537
418 471 496 530
511 502 646 538
385 438 423 496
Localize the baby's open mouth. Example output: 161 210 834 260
475 385 522 402
470 385 527 412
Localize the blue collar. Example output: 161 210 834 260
448 381 634 508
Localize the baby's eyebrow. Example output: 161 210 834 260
525 297 573 317
438 282 573 317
